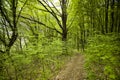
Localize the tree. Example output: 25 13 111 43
0 0 27 53
110 0 115 32
105 0 109 33
0 0 27 79
20 0 69 41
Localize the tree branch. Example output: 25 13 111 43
37 0 63 30
20 15 62 35
16 0 28 24
0 4 13 30
48 1 61 15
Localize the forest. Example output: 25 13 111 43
0 0 120 80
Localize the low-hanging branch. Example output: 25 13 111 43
20 15 62 35
34 7 61 17
16 0 28 24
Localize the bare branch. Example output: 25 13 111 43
16 0 28 24
37 0 63 30
35 7 49 12
20 15 62 35
0 5 13 30
1 18 10 40
49 1 61 15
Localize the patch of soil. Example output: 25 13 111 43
52 54 86 80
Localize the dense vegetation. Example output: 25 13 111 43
0 0 120 80
85 34 120 80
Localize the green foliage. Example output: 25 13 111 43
85 33 120 80
1 0 119 79
0 33 74 80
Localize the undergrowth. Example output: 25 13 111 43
1 38 74 80
85 33 120 80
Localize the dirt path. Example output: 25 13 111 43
53 54 86 80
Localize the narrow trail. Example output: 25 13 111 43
53 54 86 80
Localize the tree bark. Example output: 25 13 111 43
61 0 67 41
117 0 120 33
110 0 115 32
105 0 109 33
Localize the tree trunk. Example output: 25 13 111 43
105 0 109 33
62 30 67 41
110 0 115 32
61 0 67 41
117 0 120 33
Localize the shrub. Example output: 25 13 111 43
85 33 120 80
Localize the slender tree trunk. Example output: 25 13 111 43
110 0 115 32
105 0 109 33
117 0 120 33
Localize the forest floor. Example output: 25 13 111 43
52 54 86 80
